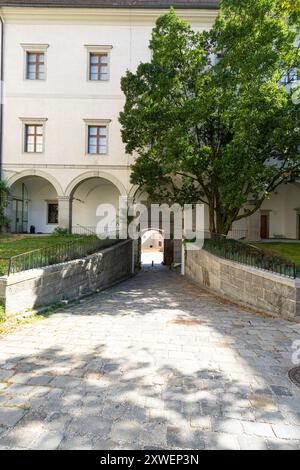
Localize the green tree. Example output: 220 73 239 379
120 3 300 235
0 180 10 231
280 0 300 17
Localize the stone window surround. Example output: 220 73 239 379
21 43 49 81
84 45 113 82
19 117 48 155
83 118 111 156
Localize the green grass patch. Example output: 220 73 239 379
254 242 300 276
0 233 96 276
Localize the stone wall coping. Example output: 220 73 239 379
2 239 132 285
202 248 299 287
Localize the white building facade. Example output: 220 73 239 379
0 0 299 240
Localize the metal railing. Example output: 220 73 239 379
72 224 119 236
4 234 122 276
226 229 248 240
72 225 97 236
0 258 10 277
203 233 298 279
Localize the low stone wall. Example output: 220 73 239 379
0 239 133 316
185 248 300 320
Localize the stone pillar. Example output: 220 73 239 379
246 211 261 242
173 238 182 264
57 196 71 232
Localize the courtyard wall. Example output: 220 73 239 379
185 248 300 320
0 239 133 316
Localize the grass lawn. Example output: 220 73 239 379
254 242 300 274
0 233 87 276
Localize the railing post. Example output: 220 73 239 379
7 258 11 276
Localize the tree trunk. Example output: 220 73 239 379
208 199 216 234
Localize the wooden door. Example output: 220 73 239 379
260 214 269 239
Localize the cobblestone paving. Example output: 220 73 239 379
0 266 300 450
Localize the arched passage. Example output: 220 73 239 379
69 176 122 234
9 175 59 234
141 229 164 266
65 171 127 199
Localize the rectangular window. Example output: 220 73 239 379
281 66 299 85
26 52 45 80
89 53 109 81
88 125 107 154
25 124 44 153
47 202 58 224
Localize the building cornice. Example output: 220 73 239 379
3 163 131 170
0 1 219 8
0 6 217 24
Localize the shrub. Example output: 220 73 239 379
52 227 69 237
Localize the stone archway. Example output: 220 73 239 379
141 228 165 266
8 174 60 234
65 171 127 199
7 170 63 198
68 175 124 235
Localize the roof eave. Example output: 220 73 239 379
0 2 219 10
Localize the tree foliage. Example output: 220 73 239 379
0 181 10 230
120 2 300 234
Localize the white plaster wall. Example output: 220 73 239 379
1 7 215 196
261 183 300 239
3 7 297 240
72 177 120 229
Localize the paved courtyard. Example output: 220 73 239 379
0 266 300 450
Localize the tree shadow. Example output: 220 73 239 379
0 266 299 450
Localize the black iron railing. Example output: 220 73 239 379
72 225 97 235
0 258 10 277
203 234 298 279
5 235 121 276
72 224 119 236
226 229 248 240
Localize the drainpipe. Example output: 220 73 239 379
0 13 4 181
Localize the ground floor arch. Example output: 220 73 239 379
9 175 59 234
141 229 164 266
70 176 122 235
5 171 127 235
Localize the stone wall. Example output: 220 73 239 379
0 240 133 316
185 248 300 320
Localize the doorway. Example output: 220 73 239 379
297 214 300 240
141 230 164 266
260 213 269 239
12 183 29 233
